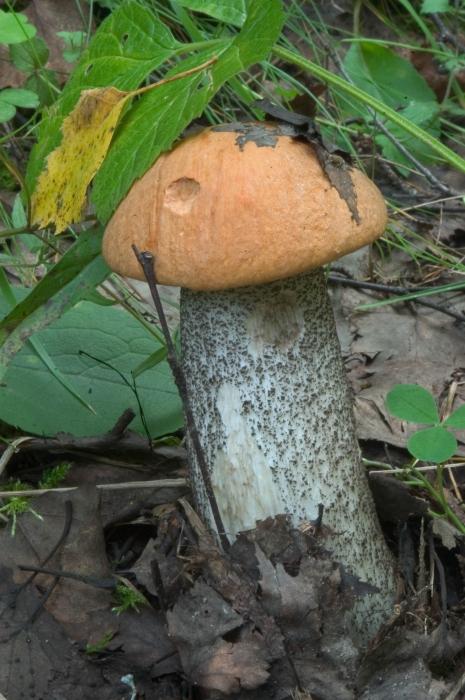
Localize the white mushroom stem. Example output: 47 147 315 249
180 269 396 638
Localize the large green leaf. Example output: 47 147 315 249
344 43 436 106
341 42 440 166
93 0 284 221
0 230 110 374
0 299 182 437
26 1 182 191
0 229 105 338
0 271 95 414
177 0 247 25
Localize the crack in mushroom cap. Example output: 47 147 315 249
102 123 387 291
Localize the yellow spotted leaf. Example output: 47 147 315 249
30 57 217 233
31 86 131 233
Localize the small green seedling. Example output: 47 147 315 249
386 383 465 463
0 465 69 536
111 582 147 615
39 462 71 489
57 31 86 64
0 480 43 536
85 630 115 655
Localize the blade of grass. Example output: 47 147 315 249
356 279 465 311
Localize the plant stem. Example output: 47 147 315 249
174 39 225 55
409 463 465 534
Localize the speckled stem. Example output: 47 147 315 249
180 269 396 638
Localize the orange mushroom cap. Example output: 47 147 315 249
102 122 387 291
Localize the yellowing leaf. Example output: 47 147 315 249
30 57 217 233
31 86 130 233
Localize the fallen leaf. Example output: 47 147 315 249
31 86 130 232
432 517 462 551
335 285 465 451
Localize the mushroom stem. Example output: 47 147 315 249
181 268 396 638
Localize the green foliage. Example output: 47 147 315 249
27 0 284 222
385 384 439 424
25 2 186 192
0 480 43 536
0 88 39 122
0 297 182 438
0 230 110 373
0 465 67 536
57 31 87 64
0 0 464 445
9 36 49 72
112 582 147 615
0 10 36 45
421 0 450 13
275 45 465 176
177 0 247 25
85 631 115 655
5 31 50 112
341 42 440 167
39 462 71 488
386 384 465 462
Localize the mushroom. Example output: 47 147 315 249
102 122 396 638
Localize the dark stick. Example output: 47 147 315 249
2 502 73 635
22 500 73 587
3 426 185 462
328 274 465 323
108 408 136 437
1 500 74 628
431 13 465 52
17 565 116 589
429 529 449 656
132 246 230 552
151 559 167 615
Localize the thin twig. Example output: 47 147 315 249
0 478 187 498
369 464 465 476
2 500 73 633
132 246 230 552
15 500 73 595
328 274 465 323
79 352 152 446
17 564 116 589
430 13 465 52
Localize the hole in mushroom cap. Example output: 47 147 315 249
163 177 200 215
